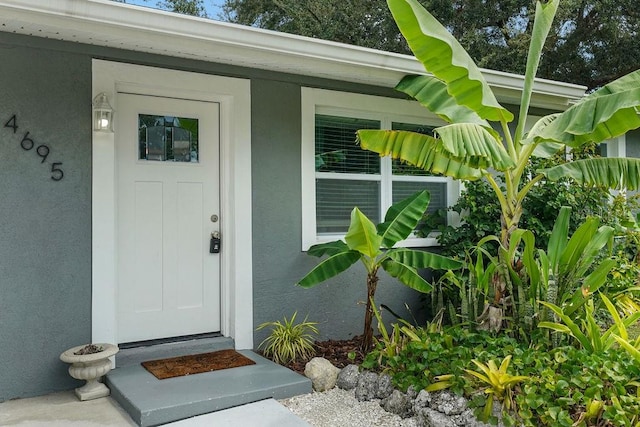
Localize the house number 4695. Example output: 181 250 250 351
3 114 64 181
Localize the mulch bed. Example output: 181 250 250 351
285 335 367 375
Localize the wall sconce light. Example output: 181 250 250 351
93 92 113 132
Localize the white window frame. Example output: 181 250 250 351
301 87 461 250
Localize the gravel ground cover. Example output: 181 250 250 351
280 387 418 427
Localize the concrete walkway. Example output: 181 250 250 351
0 391 311 427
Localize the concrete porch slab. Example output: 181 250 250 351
0 391 311 427
170 399 311 426
106 350 312 427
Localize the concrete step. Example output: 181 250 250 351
106 349 312 427
167 399 311 426
116 336 235 368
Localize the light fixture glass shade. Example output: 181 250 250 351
93 92 113 132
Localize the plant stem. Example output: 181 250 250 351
362 271 379 353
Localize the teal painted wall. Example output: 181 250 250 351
626 129 640 158
0 37 92 400
249 78 428 347
0 32 426 401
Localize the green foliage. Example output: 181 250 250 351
515 347 640 427
358 0 640 341
363 325 640 426
156 0 207 17
297 190 462 352
426 208 617 343
221 0 408 53
362 327 526 395
465 356 529 421
427 243 496 328
613 333 640 365
367 299 423 368
536 209 615 315
539 293 640 353
256 311 318 365
221 0 640 91
607 252 640 315
423 145 612 259
421 179 501 259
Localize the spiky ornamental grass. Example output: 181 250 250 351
256 311 319 365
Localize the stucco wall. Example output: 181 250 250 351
0 38 92 400
250 79 428 346
626 129 640 158
0 32 426 401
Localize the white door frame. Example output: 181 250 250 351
91 60 253 349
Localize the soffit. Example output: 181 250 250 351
0 0 586 110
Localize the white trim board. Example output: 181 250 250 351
301 87 460 250
91 60 253 349
1 0 585 110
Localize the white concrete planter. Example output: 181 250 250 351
60 343 119 401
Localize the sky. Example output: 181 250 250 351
124 0 225 19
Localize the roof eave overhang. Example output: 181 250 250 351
0 0 586 110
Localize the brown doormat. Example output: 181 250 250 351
141 349 256 380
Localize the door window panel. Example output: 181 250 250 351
138 114 199 162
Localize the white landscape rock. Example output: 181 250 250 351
304 357 341 392
283 368 508 427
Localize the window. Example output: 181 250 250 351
138 114 199 162
302 88 460 250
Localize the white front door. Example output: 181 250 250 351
116 93 221 343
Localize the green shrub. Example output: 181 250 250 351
256 312 318 365
515 347 640 427
362 326 640 426
421 144 612 261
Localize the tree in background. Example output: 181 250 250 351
220 0 640 90
221 0 408 53
115 0 208 18
158 0 208 16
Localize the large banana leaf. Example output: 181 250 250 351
357 129 483 180
381 258 432 292
386 248 463 270
396 75 490 127
532 70 640 147
538 158 640 191
345 208 382 258
435 123 515 171
307 240 350 257
524 114 564 158
514 0 559 144
296 251 361 288
378 190 430 248
387 0 513 123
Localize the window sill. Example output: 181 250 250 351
303 235 440 252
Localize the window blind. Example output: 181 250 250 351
315 115 380 174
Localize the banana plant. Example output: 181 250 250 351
357 0 640 258
296 190 462 352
